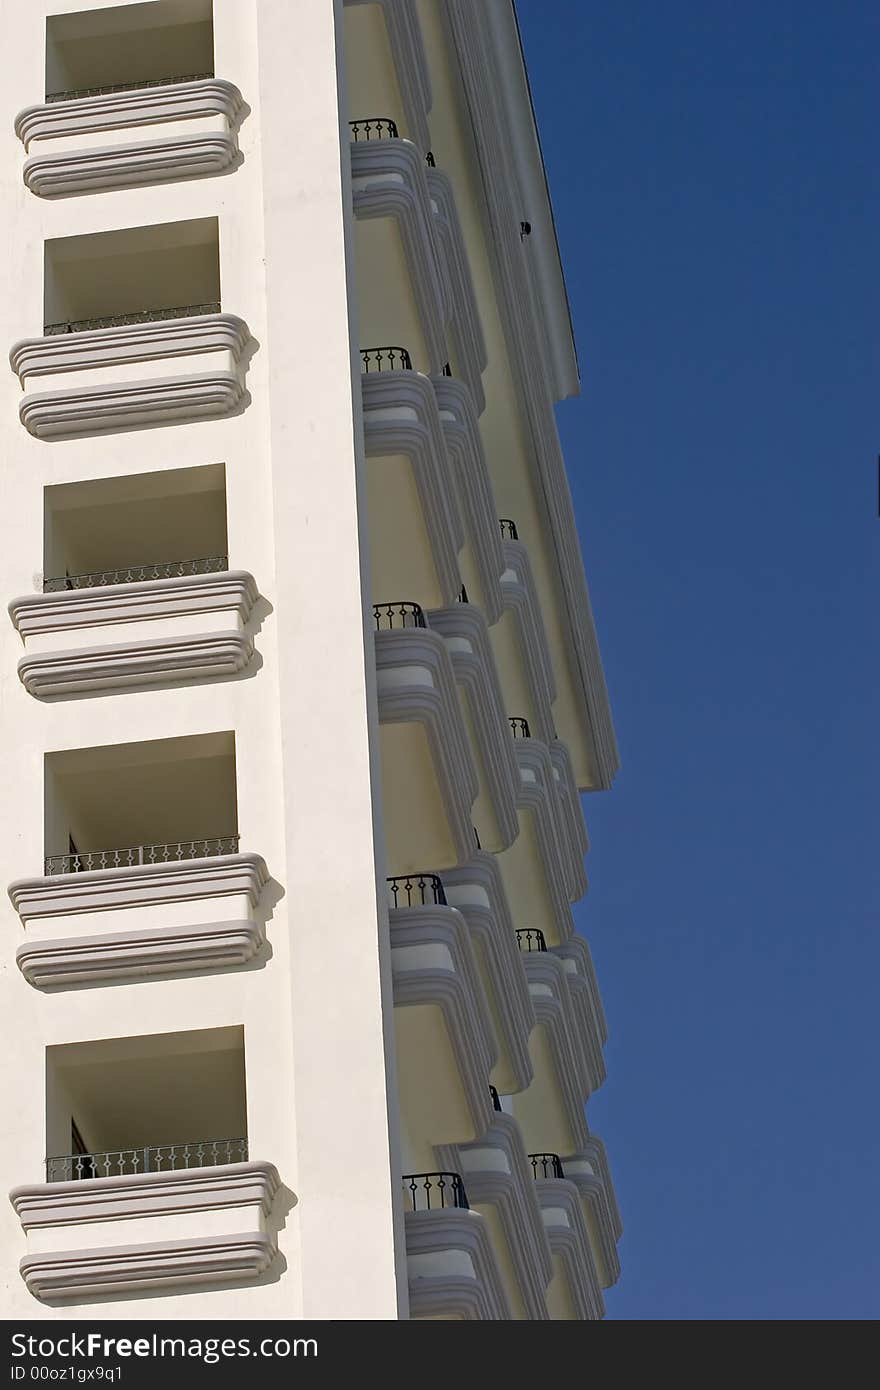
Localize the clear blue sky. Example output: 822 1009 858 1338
517 0 879 1319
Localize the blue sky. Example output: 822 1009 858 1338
516 0 879 1319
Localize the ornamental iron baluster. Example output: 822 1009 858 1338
508 716 532 739
515 928 548 953
499 518 519 540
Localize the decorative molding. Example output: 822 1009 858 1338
513 739 574 944
9 853 270 926
535 1177 605 1319
351 138 449 372
439 1113 552 1319
23 136 239 198
344 0 433 152
500 539 557 745
17 630 254 697
15 78 245 150
430 374 504 621
389 904 495 1140
427 169 487 410
16 918 265 988
563 1148 622 1289
440 853 534 1095
428 604 519 852
375 627 479 867
442 2 619 790
522 953 590 1153
10 570 258 638
548 739 590 901
11 1161 281 1302
405 1209 511 1320
10 314 251 439
361 370 463 605
554 936 607 1094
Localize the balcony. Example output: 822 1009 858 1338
440 854 535 1096
16 76 245 198
426 168 487 410
554 937 608 1094
374 613 479 872
403 1172 510 1320
351 134 448 375
430 374 505 621
438 1115 553 1319
427 604 519 852
549 740 590 902
342 1 433 153
390 892 495 1151
563 1137 623 1290
11 219 251 438
360 362 464 610
532 1165 604 1320
10 1026 284 1302
508 951 592 1159
496 738 574 948
10 732 272 988
490 529 557 746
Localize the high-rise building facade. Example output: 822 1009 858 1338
0 0 621 1320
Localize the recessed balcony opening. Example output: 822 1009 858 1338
43 463 227 591
44 1025 245 1182
46 0 214 103
44 216 220 335
44 731 238 875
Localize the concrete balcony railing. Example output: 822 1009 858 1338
549 740 591 903
533 1171 605 1320
361 367 464 610
508 951 592 1160
497 738 575 948
440 854 535 1097
554 937 609 1094
404 1205 510 1320
15 76 245 197
11 1156 281 1302
375 615 479 872
10 843 272 989
439 1114 553 1320
427 605 520 854
9 562 260 698
563 1138 623 1291
351 136 449 376
10 308 252 439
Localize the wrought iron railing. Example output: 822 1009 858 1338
44 302 221 336
499 518 519 541
457 584 469 604
489 1085 503 1112
515 928 547 953
425 150 436 167
473 825 482 850
46 1137 247 1184
43 556 228 593
509 716 532 739
45 835 240 877
46 72 214 104
360 346 413 373
403 1172 469 1212
372 601 426 631
349 117 399 142
387 874 447 908
441 362 453 376
528 1153 565 1180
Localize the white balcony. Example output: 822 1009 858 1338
427 170 487 410
430 375 504 621
508 953 590 1158
564 1136 623 1290
15 78 245 198
428 603 519 853
375 621 479 872
351 138 448 374
438 1114 553 1319
405 1209 510 1320
549 739 590 902
10 568 258 698
11 311 250 439
440 853 535 1096
555 937 608 1094
361 370 463 609
534 1171 605 1320
390 900 495 1150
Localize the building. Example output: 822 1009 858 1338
0 0 621 1320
